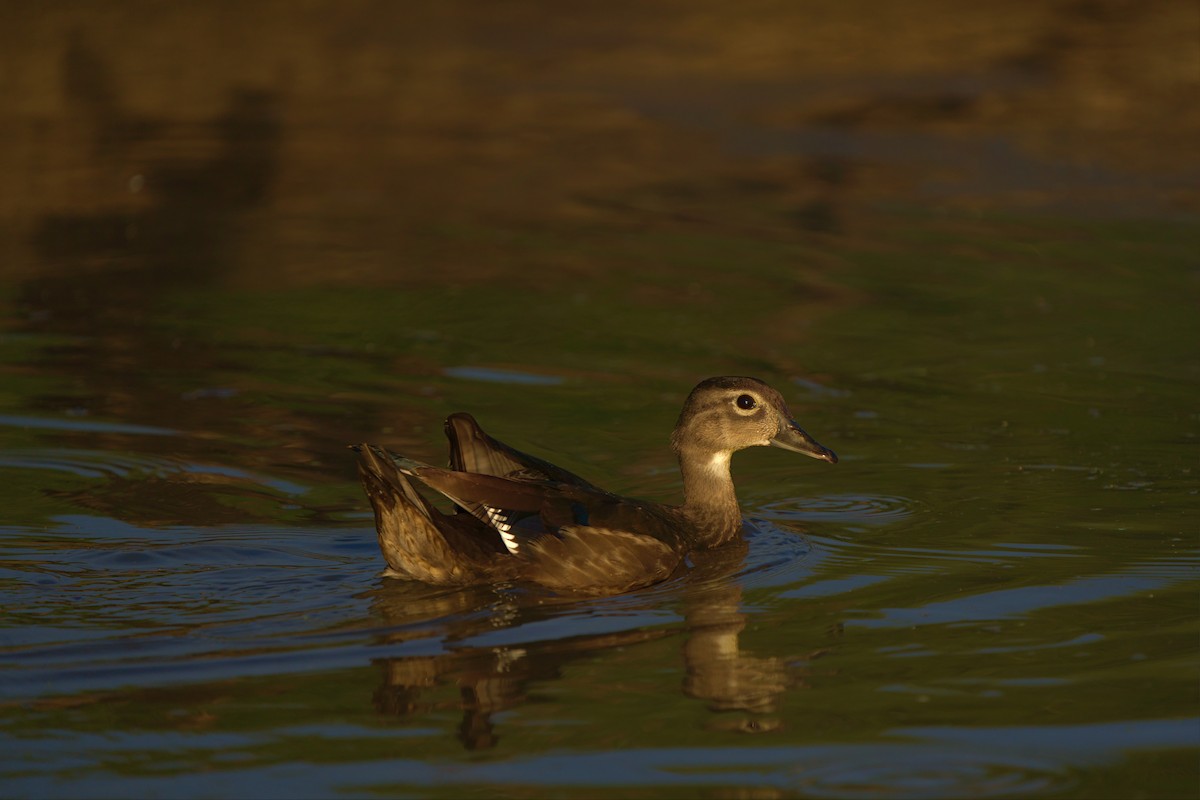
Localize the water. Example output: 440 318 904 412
2 3 1198 798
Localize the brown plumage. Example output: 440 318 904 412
354 376 837 595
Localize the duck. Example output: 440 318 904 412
353 376 837 595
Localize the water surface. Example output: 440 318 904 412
1 3 1198 798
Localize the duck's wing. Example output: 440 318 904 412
387 453 593 553
398 452 674 540
445 413 599 488
444 413 604 546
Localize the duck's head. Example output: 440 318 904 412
670 376 838 464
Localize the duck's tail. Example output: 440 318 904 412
354 444 494 584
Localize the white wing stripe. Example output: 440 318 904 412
486 505 520 554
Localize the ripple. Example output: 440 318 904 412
791 376 851 398
789 747 1072 798
0 449 310 496
1124 555 1200 580
0 449 170 480
758 494 921 526
789 527 1090 585
849 570 1176 629
440 743 1078 798
0 413 175 436
734 520 815 588
442 366 565 386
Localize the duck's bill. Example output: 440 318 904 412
771 423 838 463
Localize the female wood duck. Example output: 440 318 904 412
355 376 837 595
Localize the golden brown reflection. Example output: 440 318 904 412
682 582 788 720
367 540 810 748
5 1 1194 523
5 1 1195 286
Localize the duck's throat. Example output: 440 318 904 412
678 449 742 545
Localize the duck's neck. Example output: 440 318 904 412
676 446 743 547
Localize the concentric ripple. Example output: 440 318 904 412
758 494 922 526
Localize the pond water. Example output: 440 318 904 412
2 4 1198 798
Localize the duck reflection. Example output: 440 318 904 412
681 544 791 728
367 533 800 748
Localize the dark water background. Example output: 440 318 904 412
1 3 1198 798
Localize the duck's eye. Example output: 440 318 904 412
736 394 757 410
